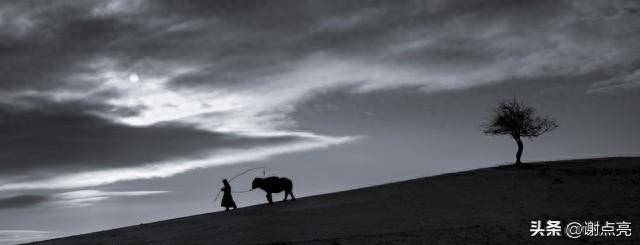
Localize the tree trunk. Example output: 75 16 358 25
515 137 524 165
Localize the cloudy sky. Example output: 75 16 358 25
1 0 639 243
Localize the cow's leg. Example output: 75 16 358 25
289 190 296 201
266 193 273 204
283 191 288 202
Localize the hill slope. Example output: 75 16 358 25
30 157 640 245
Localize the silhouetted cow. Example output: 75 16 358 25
252 177 296 204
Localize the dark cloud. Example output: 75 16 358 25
0 195 49 209
150 0 640 90
0 98 300 177
2 92 142 118
1 0 638 94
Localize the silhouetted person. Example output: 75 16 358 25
220 179 237 211
251 176 295 204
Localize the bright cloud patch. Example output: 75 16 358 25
0 230 57 244
51 190 170 207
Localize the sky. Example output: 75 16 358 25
0 0 639 243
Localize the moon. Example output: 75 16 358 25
129 73 139 83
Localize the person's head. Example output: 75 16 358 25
223 179 229 185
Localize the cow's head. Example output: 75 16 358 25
251 178 263 190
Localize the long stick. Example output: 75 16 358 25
228 166 265 182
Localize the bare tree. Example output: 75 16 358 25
482 99 558 165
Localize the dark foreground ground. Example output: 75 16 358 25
29 157 640 245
